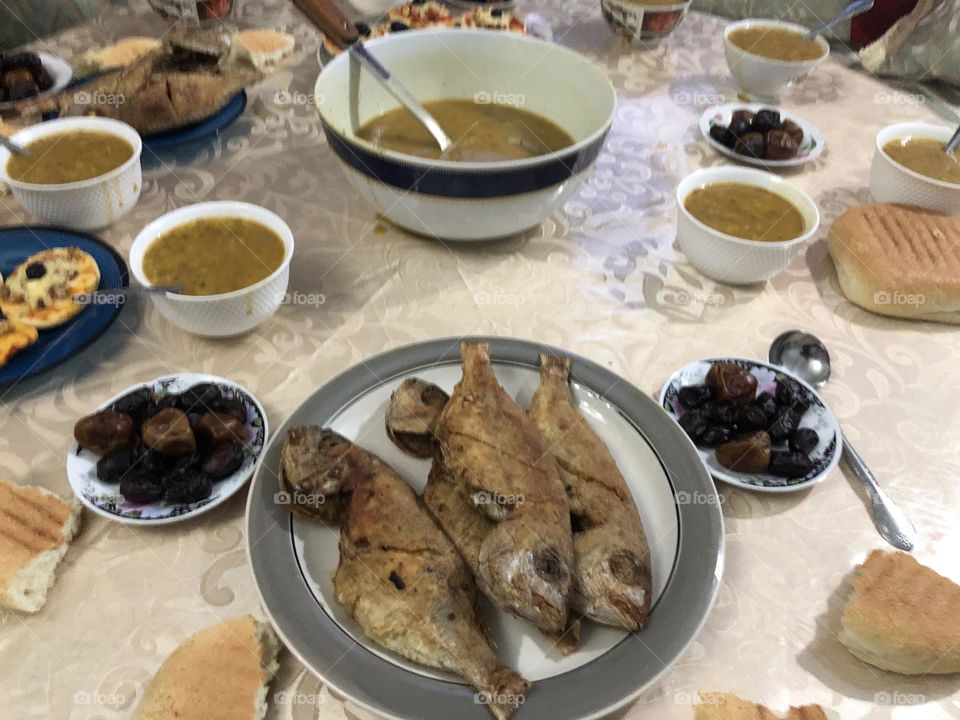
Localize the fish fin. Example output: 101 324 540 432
551 618 581 655
480 665 530 720
538 353 572 383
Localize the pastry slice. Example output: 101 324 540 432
0 319 39 366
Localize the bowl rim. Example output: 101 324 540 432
723 18 830 67
0 117 143 191
875 121 960 191
601 0 692 11
314 27 617 173
129 201 295 303
675 165 820 248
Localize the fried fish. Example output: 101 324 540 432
529 354 652 631
430 341 575 637
279 427 529 720
385 377 449 458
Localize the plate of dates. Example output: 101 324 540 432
67 373 268 524
700 104 824 169
660 358 841 492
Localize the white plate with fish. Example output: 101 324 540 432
245 337 723 720
700 103 824 168
660 358 842 493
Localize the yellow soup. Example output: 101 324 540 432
685 183 806 242
6 130 134 184
356 99 575 162
143 217 286 296
728 27 825 62
882 136 960 185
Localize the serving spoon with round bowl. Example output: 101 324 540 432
769 329 917 551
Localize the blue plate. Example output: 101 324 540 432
0 227 128 387
142 90 247 151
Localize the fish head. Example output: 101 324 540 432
480 529 572 634
575 530 652 631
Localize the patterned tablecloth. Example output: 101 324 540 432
2 1 959 718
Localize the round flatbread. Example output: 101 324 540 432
0 320 39 367
0 247 100 329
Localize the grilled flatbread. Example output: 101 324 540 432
840 549 960 674
0 319 39 366
0 247 100 329
694 693 829 719
0 480 81 613
72 37 162 76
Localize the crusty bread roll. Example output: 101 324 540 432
0 480 81 613
133 616 280 720
827 203 960 324
694 692 828 719
840 549 960 674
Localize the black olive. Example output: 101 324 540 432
678 384 712 409
97 449 135 484
709 124 737 149
163 468 213 504
25 262 46 279
390 21 409 32
737 405 768 432
751 108 781 134
678 411 708 443
111 387 154 425
769 410 801 441
490 7 503 16
765 129 800 160
120 473 164 504
701 401 737 426
774 380 797 407
355 21 372 36
768 450 814 478
729 109 754 137
734 131 766 159
699 425 735 447
177 383 223 413
789 428 819 454
753 392 778 423
201 442 244 480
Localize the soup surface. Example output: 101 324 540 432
684 182 805 242
356 99 575 162
6 130 134 184
728 27 825 62
882 136 960 185
143 217 286 296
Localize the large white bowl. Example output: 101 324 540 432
314 28 616 241
0 117 142 230
130 202 294 337
871 122 960 215
676 166 820 285
723 19 829 98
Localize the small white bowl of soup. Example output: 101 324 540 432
130 202 294 337
314 28 616 241
600 0 693 41
676 166 820 285
871 122 960 215
0 117 142 230
724 20 829 98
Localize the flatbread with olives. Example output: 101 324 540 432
0 247 100 329
0 319 39 366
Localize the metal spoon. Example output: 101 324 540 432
290 0 453 154
769 329 917 551
0 135 31 157
945 122 960 155
803 0 875 40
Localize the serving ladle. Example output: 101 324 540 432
769 329 917 551
290 0 453 154
803 0 875 40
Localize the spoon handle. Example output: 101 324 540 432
804 0 874 39
946 124 960 155
842 434 916 551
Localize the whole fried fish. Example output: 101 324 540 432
385 377 450 458
279 427 528 720
431 341 575 637
529 354 652 631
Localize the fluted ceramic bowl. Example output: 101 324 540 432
314 28 616 241
723 19 829 98
676 166 820 285
130 202 294 337
0 117 141 230
871 122 960 215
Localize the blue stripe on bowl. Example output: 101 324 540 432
321 120 608 199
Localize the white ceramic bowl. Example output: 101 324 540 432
314 28 616 241
600 0 692 40
723 20 829 98
676 166 820 285
0 117 142 230
871 122 960 215
130 202 294 337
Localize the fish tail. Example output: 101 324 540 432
479 666 530 720
538 353 572 384
460 341 493 383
